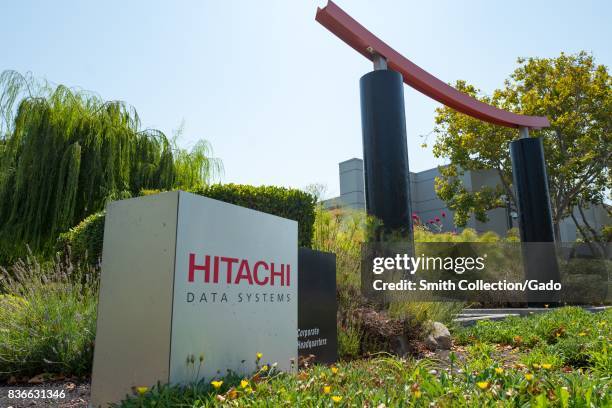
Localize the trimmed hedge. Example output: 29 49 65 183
57 211 106 265
59 184 316 263
191 184 316 248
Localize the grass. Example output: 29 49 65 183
0 252 98 380
455 307 611 372
121 307 610 407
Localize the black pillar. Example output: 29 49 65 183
510 137 560 304
510 137 555 242
360 69 412 239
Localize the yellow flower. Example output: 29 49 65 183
323 385 331 394
413 390 422 398
256 352 263 360
578 332 587 337
476 381 490 390
598 321 606 327
261 365 269 372
211 380 223 389
331 395 343 403
495 367 504 375
135 386 148 395
241 379 249 388
525 373 534 381
532 363 541 369
542 363 552 370
331 366 339 374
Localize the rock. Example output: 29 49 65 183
425 322 452 351
391 335 410 357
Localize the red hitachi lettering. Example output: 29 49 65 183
187 253 290 287
221 257 239 284
189 253 210 282
253 261 269 285
234 259 253 285
213 255 220 283
270 262 285 286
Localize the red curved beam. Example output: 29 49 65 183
315 1 550 129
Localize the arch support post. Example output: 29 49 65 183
510 128 560 305
360 68 413 240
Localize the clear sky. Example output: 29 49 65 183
2 1 611 198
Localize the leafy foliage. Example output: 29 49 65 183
311 207 483 358
121 309 611 406
0 70 222 262
0 253 98 379
455 307 611 372
60 184 317 264
432 52 611 241
57 212 106 265
191 184 316 248
312 207 371 288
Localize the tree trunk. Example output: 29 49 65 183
576 202 608 258
553 220 561 243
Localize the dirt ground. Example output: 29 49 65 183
0 380 90 408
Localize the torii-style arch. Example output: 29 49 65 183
316 1 549 129
316 1 559 302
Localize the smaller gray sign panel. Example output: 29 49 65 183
298 248 337 364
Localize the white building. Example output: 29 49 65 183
322 158 610 241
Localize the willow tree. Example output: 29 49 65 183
0 70 222 260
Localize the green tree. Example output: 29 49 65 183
432 52 611 245
0 70 222 261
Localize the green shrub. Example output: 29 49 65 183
338 321 362 359
0 254 98 379
387 301 464 328
61 185 316 263
57 211 106 265
191 184 316 248
312 207 371 288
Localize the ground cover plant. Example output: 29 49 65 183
119 307 611 407
455 307 611 374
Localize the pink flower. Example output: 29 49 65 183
412 213 418 220
428 219 434 224
441 211 446 218
435 217 440 222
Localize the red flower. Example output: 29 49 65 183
412 213 418 220
435 217 440 222
441 211 446 218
